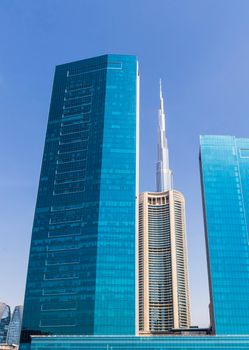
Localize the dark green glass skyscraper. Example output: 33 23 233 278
20 54 139 349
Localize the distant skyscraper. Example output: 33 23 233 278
20 54 139 349
7 306 23 345
138 83 190 334
0 303 11 344
200 135 249 335
156 80 173 192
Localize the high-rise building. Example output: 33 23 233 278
20 54 139 349
0 303 11 344
138 191 190 333
7 306 23 345
138 83 190 334
200 135 249 335
156 80 173 193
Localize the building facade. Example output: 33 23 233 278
0 303 11 344
7 305 23 345
138 191 190 333
138 83 190 334
30 335 249 349
20 54 139 349
200 135 249 335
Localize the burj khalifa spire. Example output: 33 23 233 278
156 79 173 192
138 79 191 334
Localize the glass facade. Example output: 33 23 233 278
20 54 139 349
30 335 249 349
200 135 249 335
0 303 11 344
7 306 23 345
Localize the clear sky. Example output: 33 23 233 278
1 0 249 327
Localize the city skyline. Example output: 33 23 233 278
25 131 249 349
1 1 249 329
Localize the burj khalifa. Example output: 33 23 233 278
138 81 191 334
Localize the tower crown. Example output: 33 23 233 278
156 80 173 192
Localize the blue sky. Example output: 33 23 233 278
1 0 249 327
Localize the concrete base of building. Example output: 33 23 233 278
0 345 18 350
30 335 249 349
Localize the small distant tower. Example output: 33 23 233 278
0 303 11 344
7 305 23 345
138 81 190 334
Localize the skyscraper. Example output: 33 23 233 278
138 83 190 334
20 54 139 349
200 135 249 335
0 303 11 344
7 306 23 345
156 80 173 193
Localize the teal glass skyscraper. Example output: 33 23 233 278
200 135 249 335
20 54 139 349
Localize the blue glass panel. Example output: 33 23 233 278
200 135 249 335
93 55 137 335
30 335 249 349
